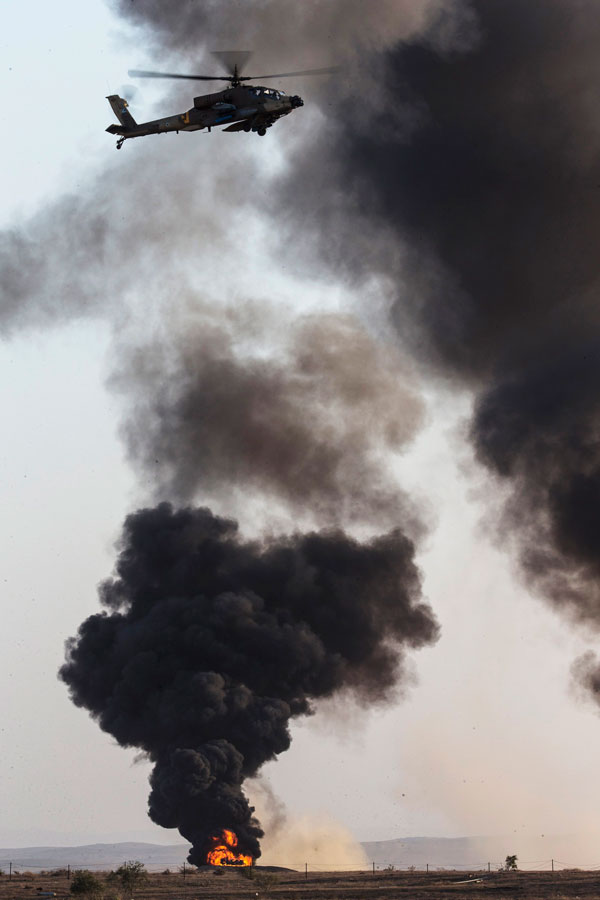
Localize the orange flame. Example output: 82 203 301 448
205 829 253 866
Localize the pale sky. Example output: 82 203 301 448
2 0 600 868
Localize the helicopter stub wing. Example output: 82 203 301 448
222 121 249 132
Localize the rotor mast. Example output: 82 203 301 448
230 63 242 87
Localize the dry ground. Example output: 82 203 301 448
2 867 600 900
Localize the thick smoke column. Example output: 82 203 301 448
265 1 600 674
60 503 438 864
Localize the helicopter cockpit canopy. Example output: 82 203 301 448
248 86 285 99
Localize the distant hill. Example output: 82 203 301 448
0 834 594 872
362 834 598 871
363 836 503 870
0 843 191 872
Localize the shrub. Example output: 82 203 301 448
253 872 278 895
113 861 147 893
70 871 103 897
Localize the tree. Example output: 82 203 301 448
70 871 103 898
113 861 147 893
505 855 518 871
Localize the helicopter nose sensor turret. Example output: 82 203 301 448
290 95 304 108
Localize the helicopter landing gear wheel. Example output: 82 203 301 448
116 138 124 150
244 123 251 132
257 127 266 136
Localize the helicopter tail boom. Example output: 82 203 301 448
106 95 137 130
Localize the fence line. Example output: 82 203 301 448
3 858 600 874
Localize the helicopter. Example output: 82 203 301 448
106 51 336 149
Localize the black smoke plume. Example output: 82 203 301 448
264 1 600 670
60 503 438 864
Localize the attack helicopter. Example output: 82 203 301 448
106 51 335 149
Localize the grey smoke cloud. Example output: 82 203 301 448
110 306 425 530
0 148 236 337
572 651 600 703
110 0 455 64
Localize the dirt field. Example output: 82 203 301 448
2 867 600 900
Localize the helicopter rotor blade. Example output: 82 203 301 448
128 69 231 81
128 63 338 84
239 66 339 80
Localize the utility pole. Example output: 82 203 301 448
488 862 490 873
304 863 307 880
372 862 375 874
552 859 554 873
426 864 429 874
9 863 11 881
182 863 186 879
67 866 71 881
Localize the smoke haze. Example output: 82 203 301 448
247 778 368 868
